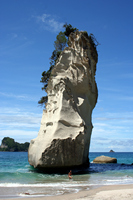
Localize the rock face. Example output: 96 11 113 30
93 156 117 163
28 31 98 170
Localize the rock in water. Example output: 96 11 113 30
93 156 117 163
109 149 115 152
28 31 98 170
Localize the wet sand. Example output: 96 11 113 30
0 184 133 200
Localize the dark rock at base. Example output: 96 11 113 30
93 155 117 163
33 160 90 174
121 163 125 165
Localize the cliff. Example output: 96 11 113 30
28 30 98 171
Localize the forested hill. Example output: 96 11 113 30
0 137 29 152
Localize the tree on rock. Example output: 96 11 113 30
38 24 99 107
63 23 77 38
38 24 77 106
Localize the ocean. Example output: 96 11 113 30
0 152 133 198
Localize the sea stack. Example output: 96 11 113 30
28 30 98 170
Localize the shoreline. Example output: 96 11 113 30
0 184 133 200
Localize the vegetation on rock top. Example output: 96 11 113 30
38 24 99 107
0 137 29 152
38 24 78 106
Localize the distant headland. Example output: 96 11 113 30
0 137 29 152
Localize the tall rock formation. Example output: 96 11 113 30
28 31 98 170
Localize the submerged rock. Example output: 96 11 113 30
93 155 117 163
28 31 98 170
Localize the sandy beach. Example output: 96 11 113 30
0 184 133 200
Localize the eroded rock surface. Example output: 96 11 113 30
28 31 98 170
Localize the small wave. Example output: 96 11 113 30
0 183 53 187
0 181 91 188
19 190 66 197
101 177 133 185
19 193 47 197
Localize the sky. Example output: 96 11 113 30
0 0 133 152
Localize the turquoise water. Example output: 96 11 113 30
0 152 133 197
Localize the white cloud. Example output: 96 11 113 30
93 120 132 138
0 92 38 102
35 13 64 32
0 113 41 129
0 115 41 129
118 96 133 101
93 111 133 120
90 110 133 151
0 106 42 144
99 87 122 93
0 106 42 141
0 129 38 144
90 136 133 152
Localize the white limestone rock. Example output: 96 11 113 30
28 31 98 169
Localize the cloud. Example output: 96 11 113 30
91 111 133 151
93 111 133 121
108 139 133 152
0 92 38 102
0 106 42 144
118 96 133 101
35 13 64 32
90 136 133 152
0 106 41 131
99 87 123 93
94 116 133 121
0 129 38 144
0 115 41 130
109 139 133 147
0 40 33 57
